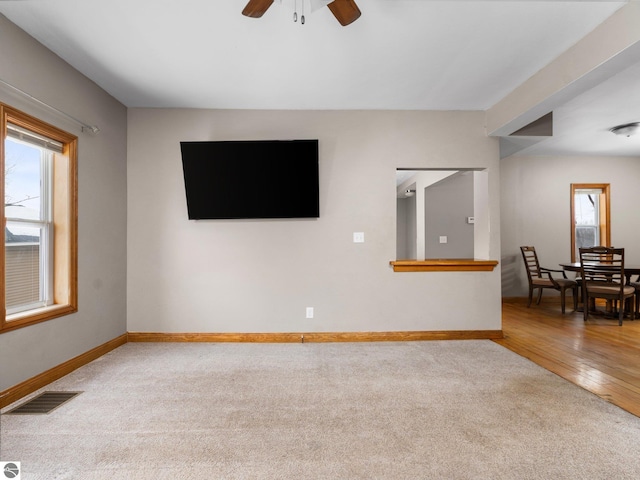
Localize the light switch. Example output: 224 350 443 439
439 236 448 244
353 232 365 243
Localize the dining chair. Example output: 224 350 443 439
520 246 577 313
579 246 635 325
573 246 612 306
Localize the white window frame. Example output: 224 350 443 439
5 138 55 314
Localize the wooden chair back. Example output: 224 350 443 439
579 246 634 325
520 246 542 282
579 246 625 285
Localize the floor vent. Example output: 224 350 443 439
4 391 82 415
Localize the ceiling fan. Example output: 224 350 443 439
242 0 361 26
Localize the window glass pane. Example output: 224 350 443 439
4 137 42 220
5 225 42 311
4 134 49 314
576 226 598 250
574 193 597 225
574 190 601 250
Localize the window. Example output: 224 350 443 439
2 103 78 332
570 183 610 262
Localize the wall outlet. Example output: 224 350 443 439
353 232 365 243
306 307 314 319
439 236 448 244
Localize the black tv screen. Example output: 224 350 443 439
180 140 319 220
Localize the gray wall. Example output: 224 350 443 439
396 196 416 260
127 109 502 334
424 172 474 258
0 15 128 391
500 154 640 297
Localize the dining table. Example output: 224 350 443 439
560 262 640 283
560 262 640 317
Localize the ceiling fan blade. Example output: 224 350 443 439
327 0 361 26
242 0 274 18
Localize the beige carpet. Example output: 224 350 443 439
2 340 640 479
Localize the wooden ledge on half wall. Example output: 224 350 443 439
389 259 499 272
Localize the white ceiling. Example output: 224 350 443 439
1 0 639 156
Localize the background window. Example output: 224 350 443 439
1 104 78 332
571 183 610 262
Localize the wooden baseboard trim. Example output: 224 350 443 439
0 333 127 409
127 330 504 343
502 297 572 305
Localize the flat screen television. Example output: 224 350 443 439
180 139 319 220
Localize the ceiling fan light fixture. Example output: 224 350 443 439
282 0 329 23
610 122 640 137
242 0 360 26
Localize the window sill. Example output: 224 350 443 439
2 303 77 333
389 259 499 272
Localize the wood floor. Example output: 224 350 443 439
496 298 640 418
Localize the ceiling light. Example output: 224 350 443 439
610 122 640 137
